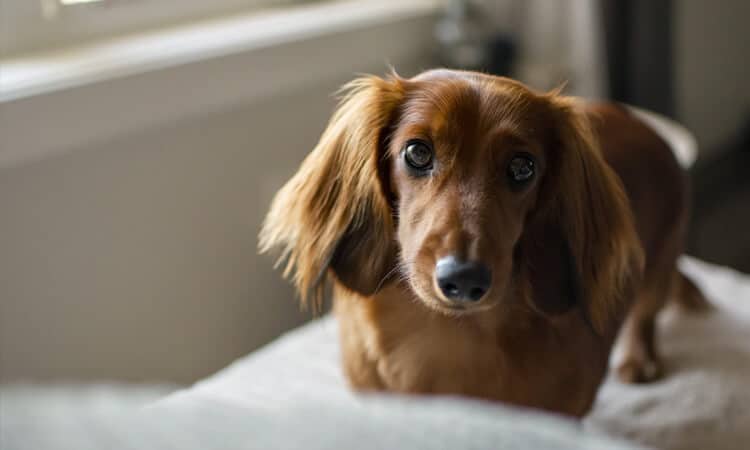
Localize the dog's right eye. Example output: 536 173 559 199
403 140 434 172
507 153 536 187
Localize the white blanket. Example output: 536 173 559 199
152 256 749 450
586 257 750 450
3 256 749 450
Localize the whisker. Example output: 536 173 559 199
374 262 405 293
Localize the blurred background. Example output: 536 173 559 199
0 0 748 401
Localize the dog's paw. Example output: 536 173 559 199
615 358 662 384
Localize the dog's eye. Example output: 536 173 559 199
507 154 535 185
403 140 433 171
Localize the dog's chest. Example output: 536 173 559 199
350 290 531 398
336 287 604 415
376 315 509 394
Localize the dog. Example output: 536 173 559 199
260 69 707 417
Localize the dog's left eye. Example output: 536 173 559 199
403 140 434 172
507 154 535 185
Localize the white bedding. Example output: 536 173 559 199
587 257 750 450
3 256 749 450
152 256 749 450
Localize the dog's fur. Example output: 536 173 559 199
260 70 707 417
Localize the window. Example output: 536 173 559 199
1 0 318 57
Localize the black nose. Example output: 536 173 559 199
435 256 491 302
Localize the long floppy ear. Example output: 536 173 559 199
259 75 405 310
521 95 644 336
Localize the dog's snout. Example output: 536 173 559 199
435 256 491 302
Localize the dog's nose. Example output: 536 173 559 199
435 256 491 302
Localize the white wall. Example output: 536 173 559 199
0 59 432 384
0 0 439 384
0 84 314 383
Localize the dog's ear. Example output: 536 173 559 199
518 218 580 318
521 95 644 336
259 75 405 310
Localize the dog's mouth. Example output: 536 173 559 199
410 279 499 315
426 297 499 316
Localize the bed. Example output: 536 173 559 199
4 256 748 450
149 257 750 450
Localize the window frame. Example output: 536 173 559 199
1 0 310 56
0 0 440 169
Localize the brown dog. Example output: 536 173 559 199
260 69 706 417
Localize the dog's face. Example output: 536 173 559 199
261 69 642 335
387 72 551 313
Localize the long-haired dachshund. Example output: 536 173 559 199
260 69 707 417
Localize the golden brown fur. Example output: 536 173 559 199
259 69 706 417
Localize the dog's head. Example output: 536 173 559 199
260 69 643 335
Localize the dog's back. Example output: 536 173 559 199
586 103 708 382
587 103 687 260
